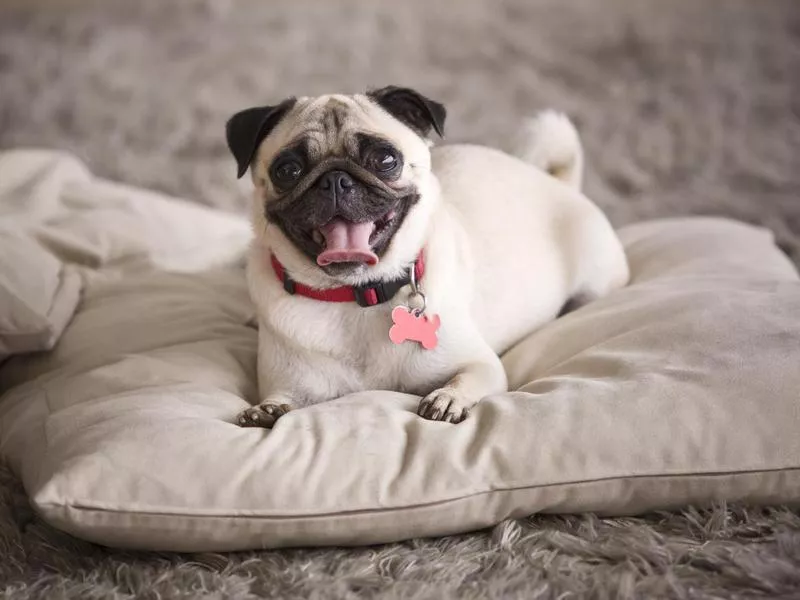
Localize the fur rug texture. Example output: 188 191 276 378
1 0 799 598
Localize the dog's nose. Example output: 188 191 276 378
318 170 354 195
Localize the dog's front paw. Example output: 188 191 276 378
418 388 474 424
237 402 292 429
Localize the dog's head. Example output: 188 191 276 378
226 86 445 284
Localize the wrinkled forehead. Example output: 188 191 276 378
279 94 401 159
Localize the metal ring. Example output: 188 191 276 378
407 262 426 314
407 291 427 316
408 262 419 295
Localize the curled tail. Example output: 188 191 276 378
511 110 584 190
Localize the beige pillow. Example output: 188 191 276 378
0 151 87 362
0 149 250 368
1 151 799 552
0 230 83 363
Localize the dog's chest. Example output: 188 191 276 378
267 297 451 396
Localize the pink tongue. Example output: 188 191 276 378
317 219 379 266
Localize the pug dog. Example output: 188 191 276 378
225 86 629 427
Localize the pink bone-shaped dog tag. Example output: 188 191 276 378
389 306 440 350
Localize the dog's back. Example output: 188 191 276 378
430 140 626 353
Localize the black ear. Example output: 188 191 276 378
367 86 446 139
225 98 297 178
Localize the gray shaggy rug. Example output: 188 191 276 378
1 0 800 598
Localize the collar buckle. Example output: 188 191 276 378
282 274 297 295
353 282 387 307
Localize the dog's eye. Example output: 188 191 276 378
364 147 399 173
270 156 304 187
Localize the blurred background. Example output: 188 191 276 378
1 0 798 261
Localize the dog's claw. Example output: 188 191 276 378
417 388 473 424
237 403 292 429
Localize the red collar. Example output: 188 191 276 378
271 251 425 307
